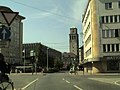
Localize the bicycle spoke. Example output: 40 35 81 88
0 82 14 90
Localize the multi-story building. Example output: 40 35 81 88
69 27 79 63
79 46 84 65
0 6 25 64
23 43 62 68
62 52 76 69
82 0 120 73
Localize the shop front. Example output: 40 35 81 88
104 56 120 72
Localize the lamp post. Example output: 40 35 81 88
47 48 49 71
22 49 25 73
92 61 93 75
30 50 35 74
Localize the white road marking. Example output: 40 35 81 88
73 85 83 90
114 80 120 86
21 78 39 90
63 78 83 90
65 80 70 83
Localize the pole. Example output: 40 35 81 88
23 50 25 73
47 48 48 71
24 55 25 73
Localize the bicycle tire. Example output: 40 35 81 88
0 81 14 90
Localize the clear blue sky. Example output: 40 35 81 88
0 0 88 52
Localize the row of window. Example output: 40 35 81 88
105 1 120 9
85 35 91 46
103 44 120 52
84 22 90 37
85 48 91 57
84 10 90 26
85 44 120 57
102 29 120 38
70 35 77 40
101 15 120 24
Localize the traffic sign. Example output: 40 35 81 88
0 26 11 40
1 11 18 26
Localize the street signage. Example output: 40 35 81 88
1 11 19 26
0 26 11 40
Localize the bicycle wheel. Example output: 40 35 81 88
0 81 14 90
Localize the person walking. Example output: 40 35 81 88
0 53 11 82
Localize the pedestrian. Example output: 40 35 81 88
74 66 78 75
0 53 11 82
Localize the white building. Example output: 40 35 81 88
0 6 25 64
82 0 120 73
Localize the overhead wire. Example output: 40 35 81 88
9 0 80 22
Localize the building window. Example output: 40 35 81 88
86 48 91 57
102 29 120 38
119 15 120 22
85 35 91 46
70 36 71 40
105 2 112 9
102 30 105 38
118 1 120 8
119 29 120 36
101 16 104 23
107 44 110 52
110 16 113 23
103 44 106 52
114 15 118 22
116 44 119 51
112 44 114 52
111 29 114 37
106 16 109 23
115 29 119 37
106 30 109 37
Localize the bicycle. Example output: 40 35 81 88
0 74 14 90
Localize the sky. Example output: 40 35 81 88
0 0 88 52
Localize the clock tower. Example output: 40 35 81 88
69 27 79 62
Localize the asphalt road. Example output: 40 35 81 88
9 72 120 90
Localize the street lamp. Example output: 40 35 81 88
30 50 36 74
47 48 49 71
92 61 93 75
22 49 25 73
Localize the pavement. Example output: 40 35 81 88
9 71 120 76
9 72 42 76
69 71 120 76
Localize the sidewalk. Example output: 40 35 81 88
77 71 120 76
10 72 42 75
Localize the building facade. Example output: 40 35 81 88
23 43 62 68
82 0 120 73
79 46 84 65
69 27 79 63
62 52 76 69
0 6 25 64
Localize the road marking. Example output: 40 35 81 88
73 85 83 90
21 78 39 90
115 80 120 86
62 78 70 83
65 80 70 83
63 78 83 90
